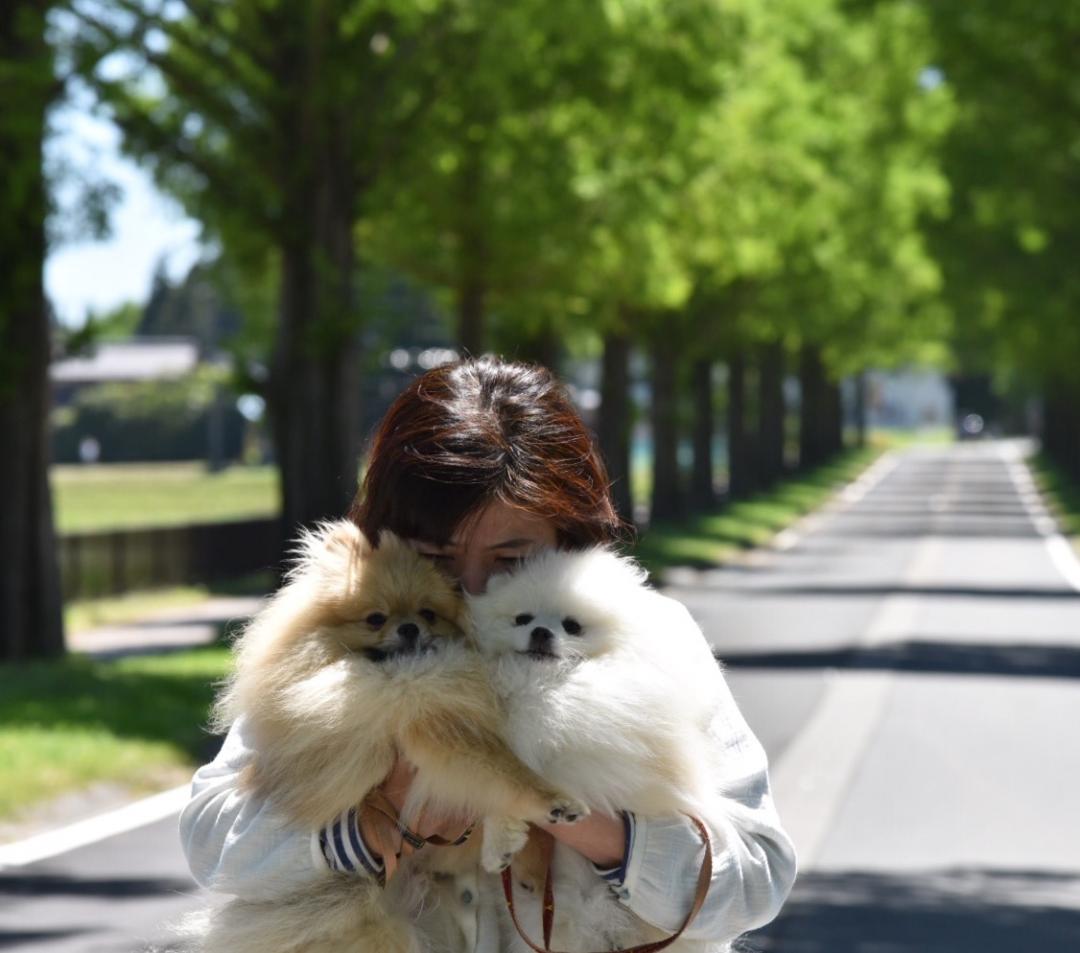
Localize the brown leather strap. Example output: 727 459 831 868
425 824 476 847
360 790 474 882
541 829 556 948
501 816 713 953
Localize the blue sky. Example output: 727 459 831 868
45 99 202 328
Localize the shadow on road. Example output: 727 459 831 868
0 930 90 950
748 584 1080 600
743 867 1080 953
719 640 1080 679
0 872 193 899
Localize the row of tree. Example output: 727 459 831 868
927 2 1080 479
2 0 1070 658
62 0 948 520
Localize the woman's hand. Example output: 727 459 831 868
359 756 476 862
539 811 626 868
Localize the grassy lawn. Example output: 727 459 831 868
0 646 232 824
52 462 280 533
634 444 885 578
1029 453 1080 553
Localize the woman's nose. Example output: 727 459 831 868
459 562 489 596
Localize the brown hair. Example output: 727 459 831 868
348 355 628 549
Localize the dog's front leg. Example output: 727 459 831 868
399 717 588 830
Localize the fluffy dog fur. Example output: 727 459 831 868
187 522 585 953
468 547 727 952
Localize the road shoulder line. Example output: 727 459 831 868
770 449 941 870
1002 442 1080 593
0 784 190 869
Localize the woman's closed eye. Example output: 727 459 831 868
419 552 454 566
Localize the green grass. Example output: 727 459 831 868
634 444 884 578
52 462 280 533
1029 452 1080 553
869 425 955 448
0 646 233 822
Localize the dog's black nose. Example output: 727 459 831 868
529 627 554 651
397 622 420 642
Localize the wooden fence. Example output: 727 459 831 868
59 518 281 601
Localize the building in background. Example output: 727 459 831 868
863 368 954 431
50 337 200 407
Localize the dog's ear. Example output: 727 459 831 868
575 547 649 594
323 520 368 557
291 520 368 587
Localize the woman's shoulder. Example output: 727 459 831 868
639 586 706 635
631 587 722 676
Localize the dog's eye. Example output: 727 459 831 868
366 613 387 628
562 618 582 635
514 613 534 627
419 608 436 624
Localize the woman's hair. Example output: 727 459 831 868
348 355 628 549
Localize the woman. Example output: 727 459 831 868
181 355 796 949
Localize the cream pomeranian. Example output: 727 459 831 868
468 546 726 953
184 521 586 953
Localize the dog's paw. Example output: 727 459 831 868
481 818 529 873
547 795 590 825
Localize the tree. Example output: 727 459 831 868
927 2 1080 475
0 0 65 660
67 0 462 538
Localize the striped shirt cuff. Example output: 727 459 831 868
319 807 385 883
592 811 636 887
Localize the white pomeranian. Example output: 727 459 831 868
180 522 585 953
468 546 727 953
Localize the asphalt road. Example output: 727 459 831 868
3 440 1078 952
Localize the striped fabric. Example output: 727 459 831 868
592 811 636 887
319 807 385 882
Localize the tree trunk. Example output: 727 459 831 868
516 323 561 372
799 343 827 470
727 346 753 499
690 358 715 512
598 331 633 522
0 0 65 660
456 141 486 356
823 377 844 457
757 340 785 487
854 370 867 448
650 332 682 522
457 272 486 358
269 163 360 541
1044 381 1080 481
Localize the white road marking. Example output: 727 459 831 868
0 784 190 869
774 452 899 552
771 475 942 869
1000 442 1080 594
776 442 1080 870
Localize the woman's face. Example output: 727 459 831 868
411 500 557 595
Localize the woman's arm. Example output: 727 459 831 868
180 718 475 898
180 716 342 899
617 725 796 940
552 596 797 943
